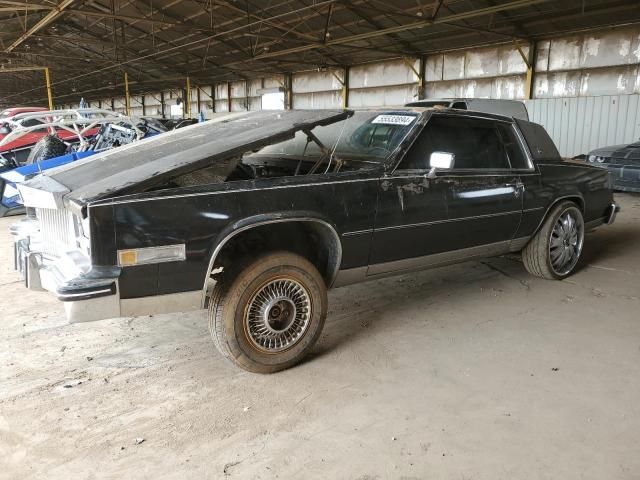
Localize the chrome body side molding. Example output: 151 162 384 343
333 237 531 288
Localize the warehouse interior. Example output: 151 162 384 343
1 1 640 478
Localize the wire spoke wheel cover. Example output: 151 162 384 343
548 207 584 276
245 278 312 353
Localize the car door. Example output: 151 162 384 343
367 167 451 275
368 113 525 276
429 115 525 253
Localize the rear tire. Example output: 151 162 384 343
522 201 584 280
208 251 327 373
26 135 67 164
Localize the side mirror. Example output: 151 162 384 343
429 151 455 169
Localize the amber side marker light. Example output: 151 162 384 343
117 244 186 266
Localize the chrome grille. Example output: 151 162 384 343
36 208 75 258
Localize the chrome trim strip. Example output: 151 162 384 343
367 240 512 277
200 217 342 307
536 163 591 168
512 122 536 171
342 228 374 237
334 236 532 288
95 177 378 206
58 288 114 300
375 209 522 232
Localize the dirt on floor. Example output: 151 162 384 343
1 194 639 480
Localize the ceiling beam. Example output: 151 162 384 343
5 0 76 53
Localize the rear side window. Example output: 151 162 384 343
497 124 530 169
400 115 511 170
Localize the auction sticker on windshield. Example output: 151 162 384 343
371 115 416 126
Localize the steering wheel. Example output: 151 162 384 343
367 146 390 156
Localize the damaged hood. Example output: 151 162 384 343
18 109 351 214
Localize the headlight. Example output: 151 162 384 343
588 155 596 163
597 156 606 163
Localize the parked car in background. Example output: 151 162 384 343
585 140 640 192
0 109 166 216
0 106 48 124
0 107 86 164
12 107 617 373
405 98 529 121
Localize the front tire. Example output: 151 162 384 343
208 251 328 373
522 201 585 280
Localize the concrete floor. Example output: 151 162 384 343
1 193 639 480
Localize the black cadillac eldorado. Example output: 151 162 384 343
12 108 619 372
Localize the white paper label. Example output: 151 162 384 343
371 114 416 126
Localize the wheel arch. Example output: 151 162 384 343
532 194 585 237
202 214 342 305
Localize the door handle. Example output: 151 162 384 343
505 182 525 197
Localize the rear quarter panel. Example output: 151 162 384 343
516 161 613 239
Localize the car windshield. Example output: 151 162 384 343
253 111 419 164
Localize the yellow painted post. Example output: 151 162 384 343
342 67 349 108
186 76 192 118
515 41 536 100
44 67 53 110
124 72 131 115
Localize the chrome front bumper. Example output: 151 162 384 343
13 221 122 323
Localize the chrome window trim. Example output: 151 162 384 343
392 112 536 174
511 122 536 171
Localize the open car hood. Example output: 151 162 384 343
18 110 351 214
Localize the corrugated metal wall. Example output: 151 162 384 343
61 25 640 154
525 94 640 157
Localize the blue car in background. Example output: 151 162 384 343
0 109 169 216
1 151 97 216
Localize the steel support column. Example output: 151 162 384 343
186 76 192 117
418 56 427 100
516 41 536 100
285 73 293 110
124 72 131 115
44 67 54 110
